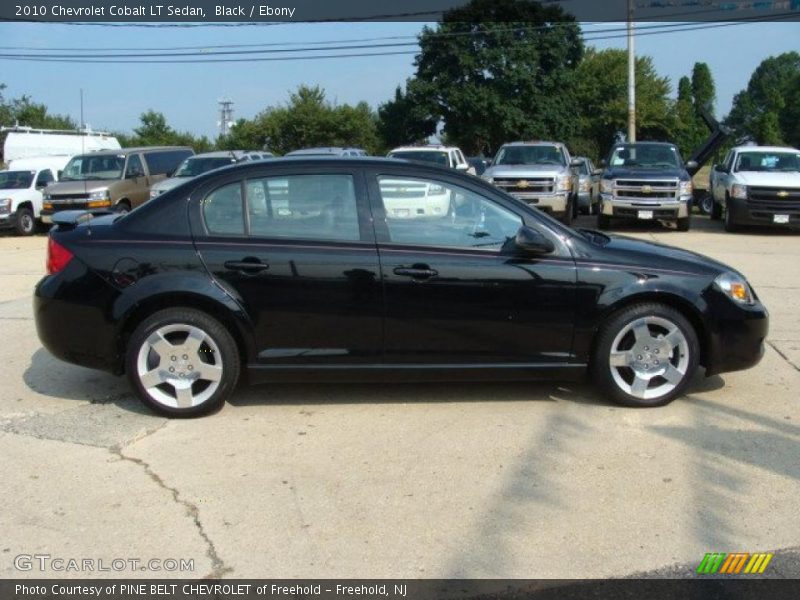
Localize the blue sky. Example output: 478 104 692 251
0 20 798 139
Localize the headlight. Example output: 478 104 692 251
0 198 11 213
556 175 572 193
601 179 614 194
714 272 755 305
89 189 110 201
43 192 51 201
679 181 693 197
731 184 748 200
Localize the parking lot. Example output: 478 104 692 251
1 215 798 579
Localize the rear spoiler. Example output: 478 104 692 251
51 210 114 230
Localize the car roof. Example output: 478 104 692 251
286 147 365 155
389 146 457 153
613 142 676 147
732 145 800 153
502 141 564 147
74 146 193 157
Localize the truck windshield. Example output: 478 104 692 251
60 155 125 181
494 146 566 167
735 151 800 173
0 170 34 189
388 151 449 166
174 156 236 177
609 145 681 169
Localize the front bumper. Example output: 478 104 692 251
727 196 800 228
0 210 18 230
510 192 569 214
703 288 769 376
600 195 690 220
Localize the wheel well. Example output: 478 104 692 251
118 294 249 374
16 200 33 211
117 198 131 207
592 293 709 368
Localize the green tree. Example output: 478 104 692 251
726 52 800 147
376 84 437 150
409 0 584 155
220 85 381 155
572 48 673 160
673 76 698 157
127 110 213 152
691 62 716 116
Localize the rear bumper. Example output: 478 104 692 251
41 204 113 224
600 196 690 219
727 196 800 228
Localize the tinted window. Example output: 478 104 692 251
0 170 34 189
125 154 145 178
36 169 55 187
377 176 522 250
609 145 681 168
494 146 566 167
144 150 193 176
246 174 359 242
735 151 800 173
61 155 124 181
174 156 236 177
388 151 449 167
202 182 244 235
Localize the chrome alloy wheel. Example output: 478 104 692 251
608 316 690 400
135 324 223 409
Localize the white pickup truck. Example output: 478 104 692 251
710 145 800 232
0 156 70 235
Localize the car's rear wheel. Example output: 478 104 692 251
15 206 36 236
592 303 699 407
126 308 240 417
710 198 723 220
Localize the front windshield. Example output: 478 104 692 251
735 151 800 173
389 151 449 166
61 155 125 181
0 170 34 189
493 145 566 167
577 160 591 176
174 156 236 177
609 145 681 169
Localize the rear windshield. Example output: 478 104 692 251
609 145 681 169
494 146 566 167
61 155 124 181
735 151 800 173
174 156 237 177
0 170 34 189
389 151 449 166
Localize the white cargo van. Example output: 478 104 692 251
0 156 70 235
1 127 120 163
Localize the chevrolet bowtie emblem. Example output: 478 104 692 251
517 180 530 189
641 185 653 194
777 191 789 198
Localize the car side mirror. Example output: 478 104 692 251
713 164 727 173
455 163 469 171
686 160 699 172
599 159 607 168
57 170 63 179
515 225 555 255
570 159 583 168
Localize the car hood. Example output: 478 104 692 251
485 164 568 178
733 171 800 187
151 177 188 193
604 166 689 181
0 188 36 198
591 232 735 277
46 180 114 195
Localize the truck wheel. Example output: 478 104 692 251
724 201 739 233
15 206 36 236
597 214 611 230
592 303 699 408
677 216 691 232
710 198 723 220
561 202 573 226
115 200 131 214
698 194 713 215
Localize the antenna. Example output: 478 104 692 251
80 89 85 154
217 99 234 137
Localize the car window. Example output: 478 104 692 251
246 174 360 242
377 176 523 251
36 169 54 187
202 182 245 235
722 151 733 170
125 154 145 178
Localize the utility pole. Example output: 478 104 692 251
217 99 234 137
627 0 636 143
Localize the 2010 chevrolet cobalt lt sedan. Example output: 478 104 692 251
34 158 768 417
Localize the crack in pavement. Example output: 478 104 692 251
767 340 800 373
111 426 232 579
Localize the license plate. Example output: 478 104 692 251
638 210 654 220
41 215 53 224
774 214 789 224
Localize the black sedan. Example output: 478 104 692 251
34 158 768 417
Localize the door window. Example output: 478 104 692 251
376 176 522 251
202 182 244 235
246 174 360 242
35 169 54 187
125 154 145 178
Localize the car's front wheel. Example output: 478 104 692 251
15 206 36 236
592 303 699 407
126 308 240 417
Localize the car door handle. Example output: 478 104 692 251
224 259 270 273
393 266 439 279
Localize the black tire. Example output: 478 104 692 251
14 206 36 236
676 215 691 232
592 303 699 408
724 198 740 233
597 214 611 230
125 308 240 417
710 197 723 220
561 201 573 226
698 193 713 216
115 200 131 214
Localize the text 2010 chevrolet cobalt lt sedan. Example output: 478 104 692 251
34 158 768 417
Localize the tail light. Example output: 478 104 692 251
46 237 74 275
